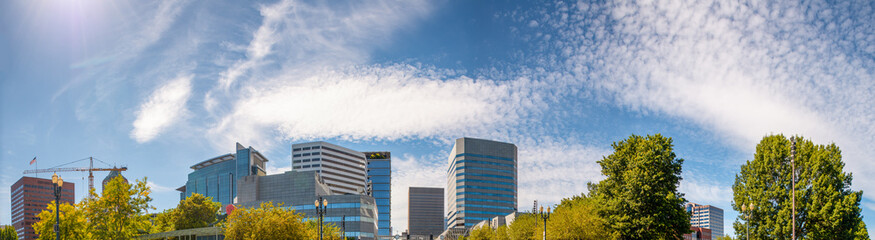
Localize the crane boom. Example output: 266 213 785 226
22 157 127 192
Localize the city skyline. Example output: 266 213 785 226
2 0 875 237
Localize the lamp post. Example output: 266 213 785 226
315 197 328 240
51 173 63 240
790 137 796 240
342 215 346 240
538 205 551 240
742 202 754 240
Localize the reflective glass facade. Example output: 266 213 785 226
182 143 267 207
445 138 517 229
686 202 724 237
365 152 392 239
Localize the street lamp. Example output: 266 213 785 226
315 197 328 240
342 215 346 240
538 205 551 240
51 173 63 240
741 202 754 240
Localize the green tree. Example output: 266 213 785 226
506 213 539 239
32 201 91 240
85 175 154 240
588 134 690 239
547 194 607 239
714 236 736 240
1 225 18 240
174 193 221 230
733 135 869 239
145 208 176 234
224 202 341 240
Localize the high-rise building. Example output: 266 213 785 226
408 187 444 239
179 142 268 207
11 176 75 240
237 171 379 240
686 202 723 237
292 141 367 195
364 152 392 239
445 137 517 229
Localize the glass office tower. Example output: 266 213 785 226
364 152 392 239
445 137 517 229
180 142 268 207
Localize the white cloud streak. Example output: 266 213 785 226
131 75 194 143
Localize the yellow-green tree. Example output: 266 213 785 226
1 224 19 240
145 208 176 234
224 202 341 240
506 213 539 239
32 201 91 240
174 193 221 230
547 194 607 239
85 175 154 240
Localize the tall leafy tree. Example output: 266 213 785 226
1 225 18 240
174 193 221 230
32 201 91 240
85 175 154 240
588 134 690 239
733 135 869 239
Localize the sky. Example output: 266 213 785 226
1 0 873 237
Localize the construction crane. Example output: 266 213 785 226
23 157 127 192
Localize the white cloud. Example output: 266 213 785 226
517 141 608 209
131 75 194 143
206 64 541 151
147 181 176 193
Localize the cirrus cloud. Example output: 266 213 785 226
131 74 194 143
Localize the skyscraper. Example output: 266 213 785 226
179 142 268 207
445 137 517 229
409 187 444 239
364 152 392 239
686 202 724 237
292 141 367 195
11 176 75 240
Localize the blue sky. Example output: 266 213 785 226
1 0 874 237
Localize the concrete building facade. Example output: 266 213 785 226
445 137 517 229
364 152 392 239
237 171 379 240
180 142 268 207
408 187 444 239
292 142 367 195
11 176 75 240
686 202 723 238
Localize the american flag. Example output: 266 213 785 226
29 157 36 165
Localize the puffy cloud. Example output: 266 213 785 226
131 75 194 143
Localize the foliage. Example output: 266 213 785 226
1 225 18 240
733 135 869 239
547 194 607 239
714 236 736 240
32 201 91 240
146 208 176 234
173 193 221 230
588 134 691 239
224 201 341 240
85 175 154 240
506 213 539 239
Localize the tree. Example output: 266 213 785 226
224 201 341 240
588 134 690 239
85 175 154 240
506 213 539 239
714 236 736 240
145 208 176 234
1 225 17 240
174 193 221 230
733 135 869 239
32 201 91 240
547 194 607 239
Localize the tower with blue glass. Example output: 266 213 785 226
445 137 517 229
179 142 268 207
364 151 392 239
